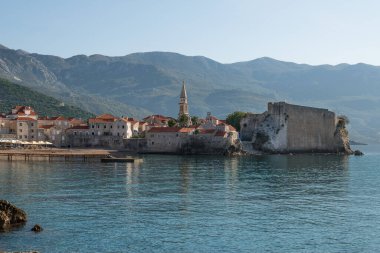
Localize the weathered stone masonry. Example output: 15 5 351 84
241 102 351 153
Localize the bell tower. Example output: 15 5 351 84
178 81 192 126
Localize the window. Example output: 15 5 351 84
24 135 27 138
110 125 113 129
19 135 22 139
97 125 99 128
74 132 77 135
92 125 94 128
31 123 34 126
19 123 22 126
31 129 34 133
31 135 34 139
151 141 154 145
19 129 22 133
104 125 106 129
122 125 125 129
92 132 95 136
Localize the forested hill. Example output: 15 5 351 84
0 78 94 119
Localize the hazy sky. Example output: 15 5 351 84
1 0 380 65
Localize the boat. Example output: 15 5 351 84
100 155 134 163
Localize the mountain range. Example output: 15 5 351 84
0 43 379 143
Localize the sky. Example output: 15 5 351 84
1 0 380 65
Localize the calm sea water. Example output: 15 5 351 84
0 145 380 252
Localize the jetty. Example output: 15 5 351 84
0 148 114 161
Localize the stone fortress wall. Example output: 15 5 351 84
241 102 349 153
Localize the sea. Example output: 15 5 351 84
1 145 380 252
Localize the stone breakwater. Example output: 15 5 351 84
0 200 27 230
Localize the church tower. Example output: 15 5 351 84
178 81 192 126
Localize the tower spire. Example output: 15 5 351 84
180 80 187 101
178 80 192 126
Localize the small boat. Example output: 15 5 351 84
101 155 134 163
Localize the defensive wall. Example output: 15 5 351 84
241 102 349 153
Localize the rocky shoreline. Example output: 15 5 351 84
0 200 27 231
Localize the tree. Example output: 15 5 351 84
178 114 190 127
226 111 247 132
191 116 199 125
168 119 176 127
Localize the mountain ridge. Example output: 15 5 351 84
1 43 380 143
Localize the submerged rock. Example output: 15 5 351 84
31 224 43 232
0 200 27 230
354 150 364 156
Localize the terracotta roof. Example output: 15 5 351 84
198 129 216 134
17 117 37 121
17 111 36 116
89 119 112 123
12 106 36 115
228 125 236 132
95 114 118 120
38 116 68 121
178 128 194 133
68 118 83 123
51 116 67 121
148 127 181 133
89 114 119 123
39 125 54 129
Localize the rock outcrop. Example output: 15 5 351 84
31 224 43 232
0 200 27 230
334 116 353 154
